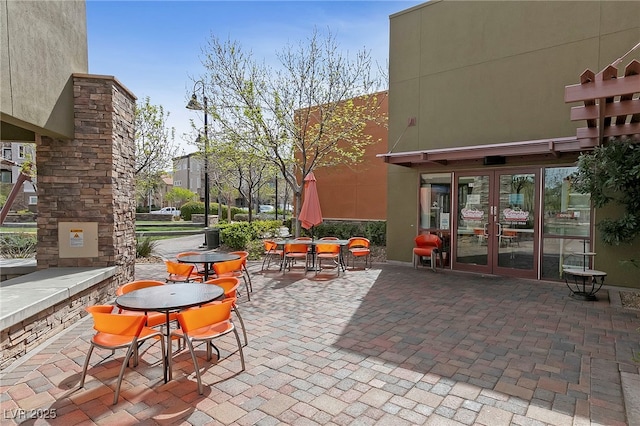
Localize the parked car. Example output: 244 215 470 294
150 206 181 216
259 205 275 213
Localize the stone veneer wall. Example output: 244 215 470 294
36 74 136 281
2 76 137 369
0 275 117 370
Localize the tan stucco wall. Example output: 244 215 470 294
389 0 640 152
387 0 640 286
1 0 88 140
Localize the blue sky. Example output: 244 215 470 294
86 0 422 154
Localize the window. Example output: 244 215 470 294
29 196 38 205
419 173 452 231
1 169 11 183
18 145 25 159
543 167 590 237
2 148 11 160
542 167 592 280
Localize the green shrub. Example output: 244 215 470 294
301 221 386 245
229 207 246 221
219 222 256 250
180 202 242 221
252 220 283 238
218 219 386 251
136 236 158 258
234 213 249 222
218 220 283 250
179 201 203 221
0 233 37 258
246 239 265 260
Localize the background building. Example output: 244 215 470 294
313 93 388 221
173 153 204 200
1 142 37 212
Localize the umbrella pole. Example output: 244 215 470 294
309 226 317 270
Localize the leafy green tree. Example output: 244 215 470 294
197 27 386 235
135 97 179 210
573 137 640 246
209 130 279 222
165 187 197 207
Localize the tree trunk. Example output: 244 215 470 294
293 190 303 237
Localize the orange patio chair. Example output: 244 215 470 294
315 243 342 276
204 277 248 346
170 301 245 395
86 304 117 314
116 280 171 328
176 251 207 278
473 228 487 245
501 229 520 247
283 243 311 274
296 237 314 252
347 237 371 269
229 250 253 294
79 308 165 405
261 240 284 271
165 260 202 283
213 257 251 301
413 234 443 272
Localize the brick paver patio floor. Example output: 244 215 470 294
2 246 639 425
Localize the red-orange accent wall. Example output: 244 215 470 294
312 96 388 221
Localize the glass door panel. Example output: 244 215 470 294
494 172 538 277
454 174 491 272
453 170 539 278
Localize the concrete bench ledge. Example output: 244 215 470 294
0 267 116 331
0 258 37 280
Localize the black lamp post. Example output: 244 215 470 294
186 81 209 245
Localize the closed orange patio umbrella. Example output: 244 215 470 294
298 172 323 237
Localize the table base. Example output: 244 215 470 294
569 291 598 302
563 269 605 302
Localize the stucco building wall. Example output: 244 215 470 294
314 94 388 221
1 0 87 140
387 0 640 286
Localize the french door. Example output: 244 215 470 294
453 169 539 279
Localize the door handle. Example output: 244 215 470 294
496 222 502 236
483 222 489 237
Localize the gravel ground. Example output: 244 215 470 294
621 291 640 310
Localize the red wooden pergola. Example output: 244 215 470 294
564 57 640 147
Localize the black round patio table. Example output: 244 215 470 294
115 283 224 382
178 252 240 281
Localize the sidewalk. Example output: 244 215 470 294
2 235 639 425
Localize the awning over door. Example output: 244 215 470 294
377 136 583 167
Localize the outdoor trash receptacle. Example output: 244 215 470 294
205 228 220 249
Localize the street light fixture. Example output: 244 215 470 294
186 81 209 246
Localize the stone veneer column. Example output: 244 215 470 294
36 74 136 282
